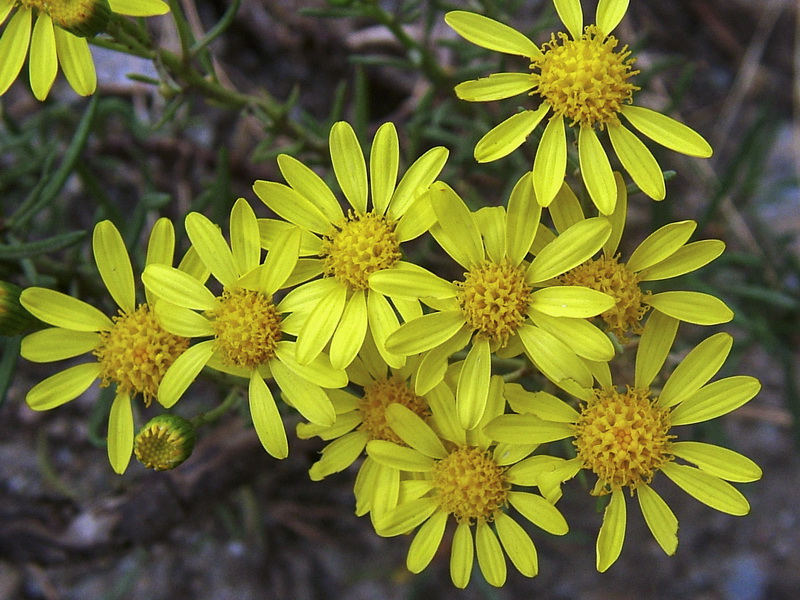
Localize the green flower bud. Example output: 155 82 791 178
0 281 42 335
134 414 196 471
48 0 113 38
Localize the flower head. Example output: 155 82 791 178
446 0 713 214
142 198 348 460
375 173 616 430
367 373 568 588
254 121 449 371
549 174 733 340
0 0 169 100
20 218 190 473
485 312 762 571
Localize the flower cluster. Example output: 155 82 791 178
9 0 761 590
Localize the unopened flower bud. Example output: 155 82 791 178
134 414 196 471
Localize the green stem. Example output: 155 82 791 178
191 387 242 428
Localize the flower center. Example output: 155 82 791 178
457 258 531 346
134 414 196 471
93 304 189 407
432 445 509 524
532 25 639 129
357 375 430 444
320 211 401 290
19 0 111 37
573 387 674 494
207 288 283 370
558 255 651 340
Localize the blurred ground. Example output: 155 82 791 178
1 0 799 599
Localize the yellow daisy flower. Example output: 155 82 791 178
253 121 449 370
375 172 616 430
142 198 348 460
0 0 169 100
296 333 431 523
550 173 733 340
445 0 713 214
367 372 568 588
19 218 193 474
485 312 763 572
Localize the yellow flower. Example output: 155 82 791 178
550 173 733 340
297 334 432 523
376 173 616 430
254 121 448 370
446 0 713 214
367 373 568 588
0 0 169 100
142 198 348 460
20 218 191 474
485 312 762 572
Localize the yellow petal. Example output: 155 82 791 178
388 146 449 220
474 105 550 162
661 463 750 516
366 440 434 472
295 282 347 365
518 324 592 387
260 226 302 295
444 11 541 58
507 491 569 535
248 370 288 459
107 392 133 474
29 13 57 101
153 301 213 337
230 198 261 276
329 290 368 369
533 116 567 207
627 220 696 273
621 105 713 157
548 180 585 234
406 510 447 573
596 0 629 35
369 122 399 215
308 432 367 480
252 180 332 234
528 310 615 362
276 154 342 223
330 121 368 214
604 172 627 257
93 220 135 314
608 123 665 200
271 359 336 426
386 404 448 459
476 521 507 587
185 212 238 287
596 489 626 572
495 512 538 577
142 264 218 311
385 310 465 356
555 0 585 38
145 218 176 269
0 8 31 96
635 310 678 389
456 337 491 430
579 126 617 214
455 72 535 102
26 362 101 410
366 291 405 369
368 263 456 301
450 522 474 589
108 0 170 16
647 291 733 325
157 340 215 408
429 182 485 268
637 484 677 555
528 217 611 282
505 172 541 265
485 413 573 445
21 328 99 362
20 287 112 331
671 441 762 482
669 376 760 426
639 239 725 281
54 28 95 96
658 332 732 408
530 286 615 318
